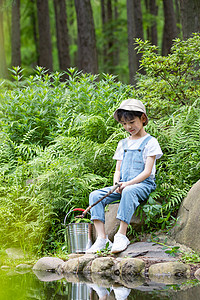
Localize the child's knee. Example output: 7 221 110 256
89 190 100 205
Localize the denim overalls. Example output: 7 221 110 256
89 135 156 224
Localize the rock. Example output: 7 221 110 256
33 257 64 271
68 253 84 259
117 242 177 262
104 204 120 241
97 203 144 242
1 266 10 270
62 254 96 273
15 264 32 271
91 273 115 287
171 180 200 252
117 258 145 277
91 257 115 275
194 268 200 280
117 276 145 289
149 262 190 280
33 270 64 282
5 248 24 260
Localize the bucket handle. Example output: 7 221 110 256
63 208 85 225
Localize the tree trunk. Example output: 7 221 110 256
0 0 7 78
30 0 39 66
162 0 177 55
175 0 181 36
100 0 107 67
145 0 158 46
134 0 145 74
11 0 21 67
127 0 144 84
36 0 53 71
149 0 158 46
54 0 70 71
74 0 98 74
106 0 114 73
127 0 137 85
113 0 119 67
179 0 200 39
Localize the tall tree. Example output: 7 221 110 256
179 0 200 39
145 0 158 46
113 0 119 67
0 0 7 78
11 0 21 67
100 0 107 67
162 0 177 55
106 0 115 73
127 0 144 84
74 0 98 74
36 0 53 71
30 0 39 65
53 0 70 71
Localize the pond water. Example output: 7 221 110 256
0 269 200 300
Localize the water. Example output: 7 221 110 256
0 269 200 300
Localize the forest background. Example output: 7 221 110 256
0 0 200 257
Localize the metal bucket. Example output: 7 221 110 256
70 282 90 300
64 208 93 253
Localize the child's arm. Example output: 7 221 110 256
118 155 156 193
113 160 122 190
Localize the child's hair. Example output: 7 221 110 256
116 109 143 122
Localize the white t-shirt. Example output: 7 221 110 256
113 134 163 177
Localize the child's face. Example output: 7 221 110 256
120 114 146 138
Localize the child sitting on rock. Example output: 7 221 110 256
86 99 163 254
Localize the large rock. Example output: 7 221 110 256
171 180 200 252
91 257 115 275
6 248 24 260
33 257 64 271
93 203 145 241
118 258 145 276
62 254 96 273
149 262 190 280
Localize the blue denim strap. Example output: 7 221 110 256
138 135 152 151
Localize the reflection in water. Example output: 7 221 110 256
1 269 200 300
88 283 131 300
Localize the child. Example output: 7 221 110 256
86 99 163 254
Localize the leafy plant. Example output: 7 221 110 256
96 242 112 257
0 35 200 255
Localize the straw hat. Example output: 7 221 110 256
113 98 148 126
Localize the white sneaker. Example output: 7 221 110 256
87 283 110 298
85 239 93 251
113 286 131 300
86 236 112 254
111 233 130 253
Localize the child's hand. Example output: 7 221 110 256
116 182 129 193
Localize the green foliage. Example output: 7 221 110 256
135 33 200 118
181 251 200 264
0 35 200 255
0 69 133 254
96 242 112 257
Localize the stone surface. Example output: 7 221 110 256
117 242 177 262
149 262 190 279
15 264 32 270
91 257 115 274
5 248 24 260
33 270 64 282
99 203 145 242
62 254 95 273
171 180 200 252
194 268 200 280
118 258 145 276
33 257 64 271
